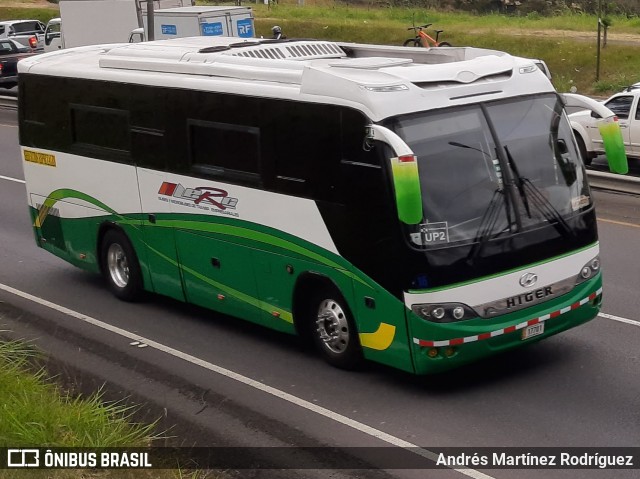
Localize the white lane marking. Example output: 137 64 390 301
0 281 493 479
0 174 25 184
598 218 640 229
599 312 640 327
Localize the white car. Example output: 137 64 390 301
622 82 640 92
568 90 640 165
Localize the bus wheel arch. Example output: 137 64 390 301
98 224 143 302
292 273 363 370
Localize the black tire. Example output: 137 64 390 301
308 287 363 370
575 133 592 166
437 42 452 47
100 229 143 302
403 38 421 47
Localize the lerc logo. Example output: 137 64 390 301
158 182 238 210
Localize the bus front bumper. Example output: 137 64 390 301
407 274 602 375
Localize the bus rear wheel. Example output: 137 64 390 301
101 229 143 302
310 288 363 370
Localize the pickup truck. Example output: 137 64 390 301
0 20 45 51
0 38 38 89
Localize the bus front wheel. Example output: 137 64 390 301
100 229 143 302
310 288 363 370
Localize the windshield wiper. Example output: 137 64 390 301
504 145 574 238
466 187 506 263
504 145 531 218
446 140 516 263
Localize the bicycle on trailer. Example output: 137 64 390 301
403 19 451 48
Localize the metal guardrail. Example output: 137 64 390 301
0 94 17 111
587 170 640 196
0 94 638 195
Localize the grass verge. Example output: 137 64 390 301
0 337 208 479
251 4 640 95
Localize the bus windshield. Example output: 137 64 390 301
388 94 590 251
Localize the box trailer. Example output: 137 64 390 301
144 6 254 41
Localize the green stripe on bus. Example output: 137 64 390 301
147 245 293 323
156 219 372 287
41 188 118 215
35 189 375 289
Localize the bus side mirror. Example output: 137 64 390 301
597 116 628 174
129 27 145 43
563 93 628 174
366 125 423 225
556 139 568 155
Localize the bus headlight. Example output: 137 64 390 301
576 256 600 284
411 303 478 323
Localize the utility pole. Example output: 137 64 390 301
147 0 155 41
595 0 602 81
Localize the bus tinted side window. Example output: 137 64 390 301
338 108 389 207
129 85 168 171
70 104 131 162
340 108 380 167
188 120 261 184
20 74 63 149
264 100 341 200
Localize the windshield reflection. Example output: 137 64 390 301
387 94 591 252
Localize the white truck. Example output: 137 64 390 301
43 0 198 52
140 6 254 41
0 20 46 51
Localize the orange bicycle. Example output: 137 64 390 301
403 19 451 48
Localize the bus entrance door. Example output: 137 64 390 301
137 169 186 302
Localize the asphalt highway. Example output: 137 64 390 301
0 108 639 479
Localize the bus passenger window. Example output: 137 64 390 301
267 101 341 199
188 120 260 183
131 127 167 170
70 104 131 158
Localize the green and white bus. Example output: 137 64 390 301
19 37 602 374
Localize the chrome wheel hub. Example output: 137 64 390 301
315 299 349 354
107 243 129 289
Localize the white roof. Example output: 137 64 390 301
18 36 554 121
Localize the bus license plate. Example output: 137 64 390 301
522 323 545 340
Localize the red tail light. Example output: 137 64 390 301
28 36 37 49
